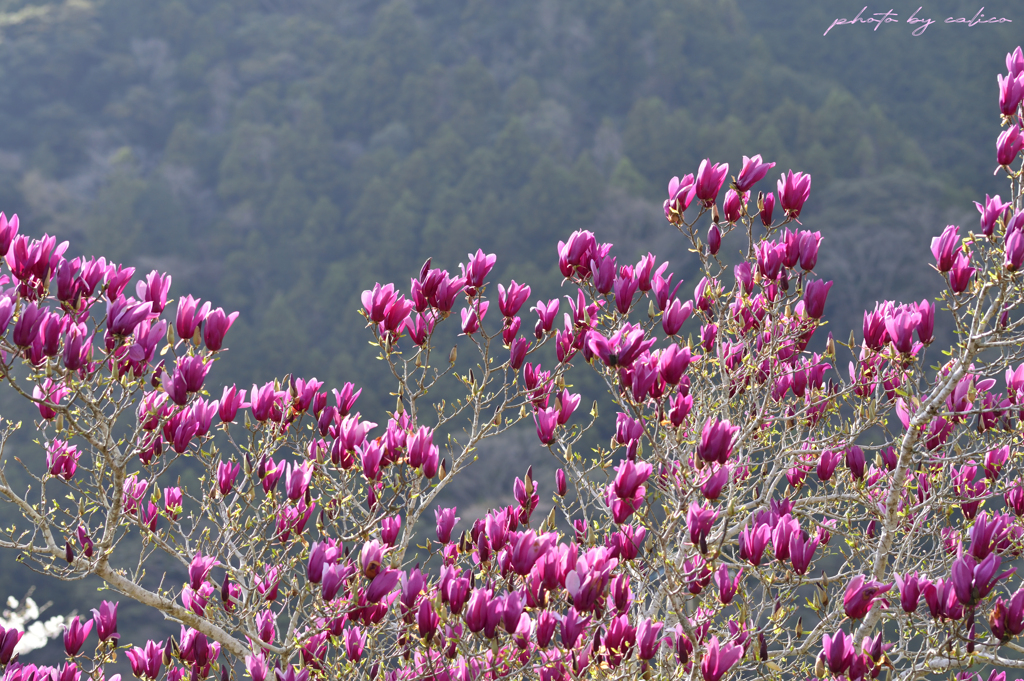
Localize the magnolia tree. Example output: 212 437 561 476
0 48 1023 681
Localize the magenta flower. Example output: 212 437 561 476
821 630 854 675
930 224 960 272
557 230 598 278
845 445 866 481
215 385 246 423
723 191 743 225
1006 228 1024 271
283 461 313 501
652 262 683 312
634 618 664 660
62 616 93 657
658 344 692 386
777 170 811 219
816 449 842 482
771 514 799 561
923 578 963 620
366 568 400 603
694 159 729 207
0 626 22 665
664 174 695 220
498 280 531 317
662 298 693 336
214 460 240 496
46 440 80 481
802 279 832 319
320 564 345 602
460 249 496 290
560 607 591 649
305 543 330 588
798 230 822 270
459 300 489 335
509 337 529 370
527 405 556 446
105 264 135 301
697 418 738 464
610 459 652 506
77 527 94 559
13 301 47 347
91 601 119 642
991 589 1024 640
950 550 1015 606
1003 72 1024 116
894 572 931 613
590 252 616 294
760 191 775 226
997 123 1024 167
700 636 742 681
510 531 556 576
134 270 171 314
755 241 785 281
714 564 741 605
739 523 771 566
342 626 365 662
687 502 719 548
532 298 559 337
1010 47 1024 77
251 382 285 423
586 325 655 369
789 530 819 575
613 269 640 314
734 154 776 192
435 506 459 545
948 251 976 294
976 194 1012 235
201 307 238 352
414 598 440 642
700 463 729 500
843 575 893 619
162 486 182 519
0 212 18 258
174 295 210 342
360 283 396 324
885 308 920 354
188 554 219 590
126 639 163 680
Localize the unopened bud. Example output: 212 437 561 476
814 655 826 678
544 506 557 532
449 345 458 365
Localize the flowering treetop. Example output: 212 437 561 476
0 43 1023 681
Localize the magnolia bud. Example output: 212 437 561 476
814 655 826 678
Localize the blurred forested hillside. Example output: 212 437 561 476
0 0 1020 662
0 0 1015 403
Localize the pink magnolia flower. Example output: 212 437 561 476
700 636 742 681
843 575 893 619
694 159 729 207
777 170 812 219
